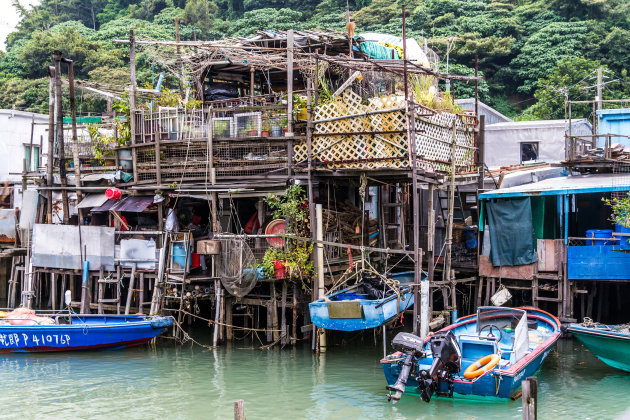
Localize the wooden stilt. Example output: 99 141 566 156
281 281 287 345
138 272 144 314
586 283 596 319
476 277 483 309
271 283 279 343
521 377 538 420
125 264 136 315
60 274 66 309
266 300 273 343
51 273 57 310
226 296 233 341
292 284 298 344
98 267 105 314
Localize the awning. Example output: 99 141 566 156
77 194 109 209
480 173 630 199
110 196 154 213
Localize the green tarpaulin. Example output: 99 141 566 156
487 197 537 267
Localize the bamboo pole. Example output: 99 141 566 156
286 30 294 136
46 67 55 223
53 51 70 223
65 58 83 223
129 30 138 183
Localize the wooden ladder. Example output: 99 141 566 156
97 266 121 314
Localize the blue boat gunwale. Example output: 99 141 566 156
566 324 630 340
0 311 173 329
381 306 561 383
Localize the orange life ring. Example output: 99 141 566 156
463 354 500 379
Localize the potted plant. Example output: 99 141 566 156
603 193 630 249
261 113 270 137
261 247 287 279
258 185 314 282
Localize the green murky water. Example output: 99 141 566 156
0 335 629 419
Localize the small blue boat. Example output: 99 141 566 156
309 272 415 331
0 311 173 353
381 307 561 402
566 322 630 372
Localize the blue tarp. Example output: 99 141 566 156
486 197 537 267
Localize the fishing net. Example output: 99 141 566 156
215 237 258 298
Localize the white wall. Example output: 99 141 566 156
0 110 49 183
484 119 592 169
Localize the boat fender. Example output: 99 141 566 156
463 354 500 379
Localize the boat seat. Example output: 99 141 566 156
458 335 498 361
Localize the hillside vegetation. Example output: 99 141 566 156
2 0 629 120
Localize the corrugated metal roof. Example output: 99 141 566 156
480 173 630 199
484 118 591 130
91 199 117 212
77 194 109 209
110 196 154 212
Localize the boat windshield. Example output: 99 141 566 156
476 307 526 334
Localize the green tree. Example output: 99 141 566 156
523 56 630 120
511 21 589 95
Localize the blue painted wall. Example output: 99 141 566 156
567 245 630 280
597 108 630 145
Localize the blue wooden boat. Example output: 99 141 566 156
0 311 173 353
309 272 414 331
381 307 561 402
566 322 630 372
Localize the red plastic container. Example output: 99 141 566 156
273 260 286 279
191 253 200 269
106 188 122 200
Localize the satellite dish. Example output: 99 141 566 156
216 238 258 298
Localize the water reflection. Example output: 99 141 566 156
0 337 628 419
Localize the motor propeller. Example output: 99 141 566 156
416 330 461 402
386 332 426 404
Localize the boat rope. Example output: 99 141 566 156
581 317 630 332
179 309 283 332
169 316 217 350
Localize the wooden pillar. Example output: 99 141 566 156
51 273 57 311
292 283 298 344
266 299 273 343
226 296 233 341
97 267 104 314
125 263 136 315
281 281 288 345
271 283 279 342
138 272 144 314
522 377 538 420
213 279 221 346
234 400 245 420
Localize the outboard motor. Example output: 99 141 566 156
386 332 426 403
416 330 461 402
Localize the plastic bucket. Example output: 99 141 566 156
106 188 122 200
172 243 190 270
273 260 286 279
465 228 477 249
190 253 200 269
586 229 613 246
